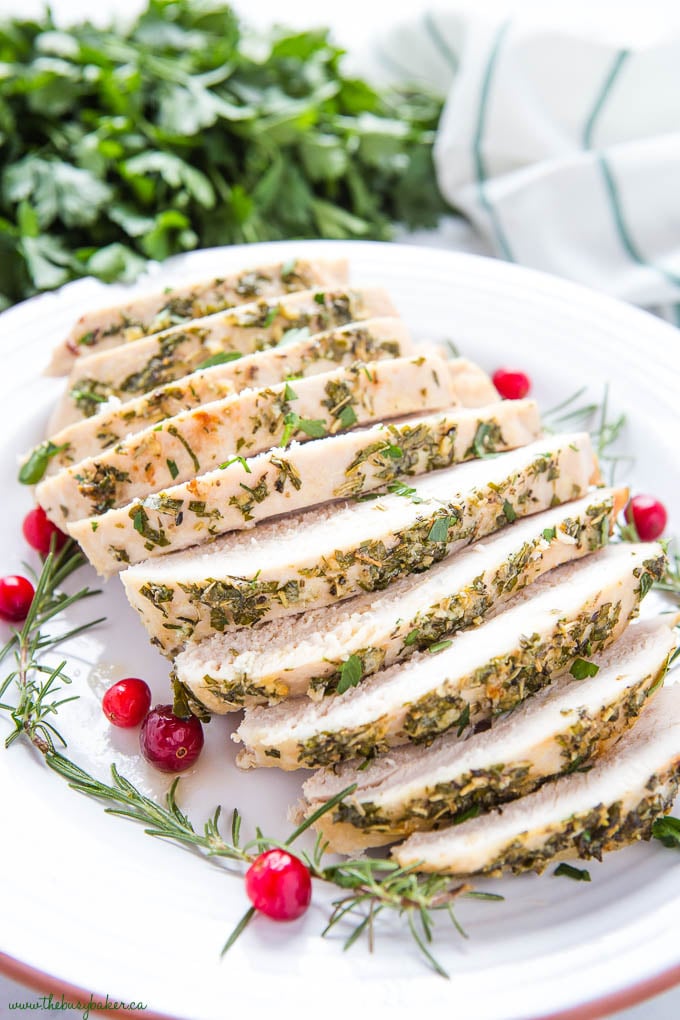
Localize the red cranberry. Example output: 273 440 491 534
492 368 531 400
102 677 152 728
625 495 668 542
140 705 204 772
245 849 312 921
0 575 35 622
22 507 67 556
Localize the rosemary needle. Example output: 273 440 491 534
0 539 482 977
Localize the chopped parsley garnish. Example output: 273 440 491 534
195 351 242 370
337 405 358 428
455 702 470 736
18 441 70 484
502 500 517 523
652 815 680 849
569 658 600 680
387 481 423 503
281 412 326 446
220 456 252 473
553 863 591 882
427 639 453 654
427 517 451 543
336 654 363 695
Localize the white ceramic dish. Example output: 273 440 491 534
1 240 679 1020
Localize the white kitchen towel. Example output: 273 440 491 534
378 8 680 319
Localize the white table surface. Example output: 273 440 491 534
1 1 679 1016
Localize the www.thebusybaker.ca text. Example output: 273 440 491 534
9 992 147 1019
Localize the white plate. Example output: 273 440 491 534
1 240 680 1020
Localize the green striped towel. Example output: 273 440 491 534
379 10 680 318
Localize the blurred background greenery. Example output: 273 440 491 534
0 0 448 307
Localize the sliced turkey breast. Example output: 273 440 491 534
69 399 542 575
48 258 349 375
175 488 625 711
50 286 396 430
38 354 453 523
393 682 680 875
301 617 676 851
121 433 596 656
234 543 664 770
31 319 413 477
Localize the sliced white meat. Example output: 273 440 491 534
69 400 542 575
301 617 676 852
393 682 680 875
37 355 453 523
31 319 414 477
174 487 626 711
49 287 396 430
120 433 597 657
234 543 665 770
48 258 350 375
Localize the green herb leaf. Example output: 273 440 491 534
387 481 422 502
569 658 600 680
638 571 654 599
455 702 470 736
553 863 591 882
219 456 252 473
336 654 363 695
452 801 479 825
283 382 298 402
166 459 179 480
337 405 358 428
18 441 69 484
427 517 451 544
427 639 452 655
471 422 499 460
652 815 680 849
196 352 243 370
298 418 326 438
502 500 517 523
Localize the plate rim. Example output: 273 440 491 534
2 238 680 1020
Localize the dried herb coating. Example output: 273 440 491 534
480 767 680 876
286 554 664 769
72 464 130 515
331 664 661 839
310 499 614 697
135 449 588 657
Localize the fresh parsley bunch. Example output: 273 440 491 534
0 0 447 308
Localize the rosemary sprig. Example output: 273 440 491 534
0 538 103 751
35 751 477 976
46 749 476 975
0 544 490 978
543 383 632 484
